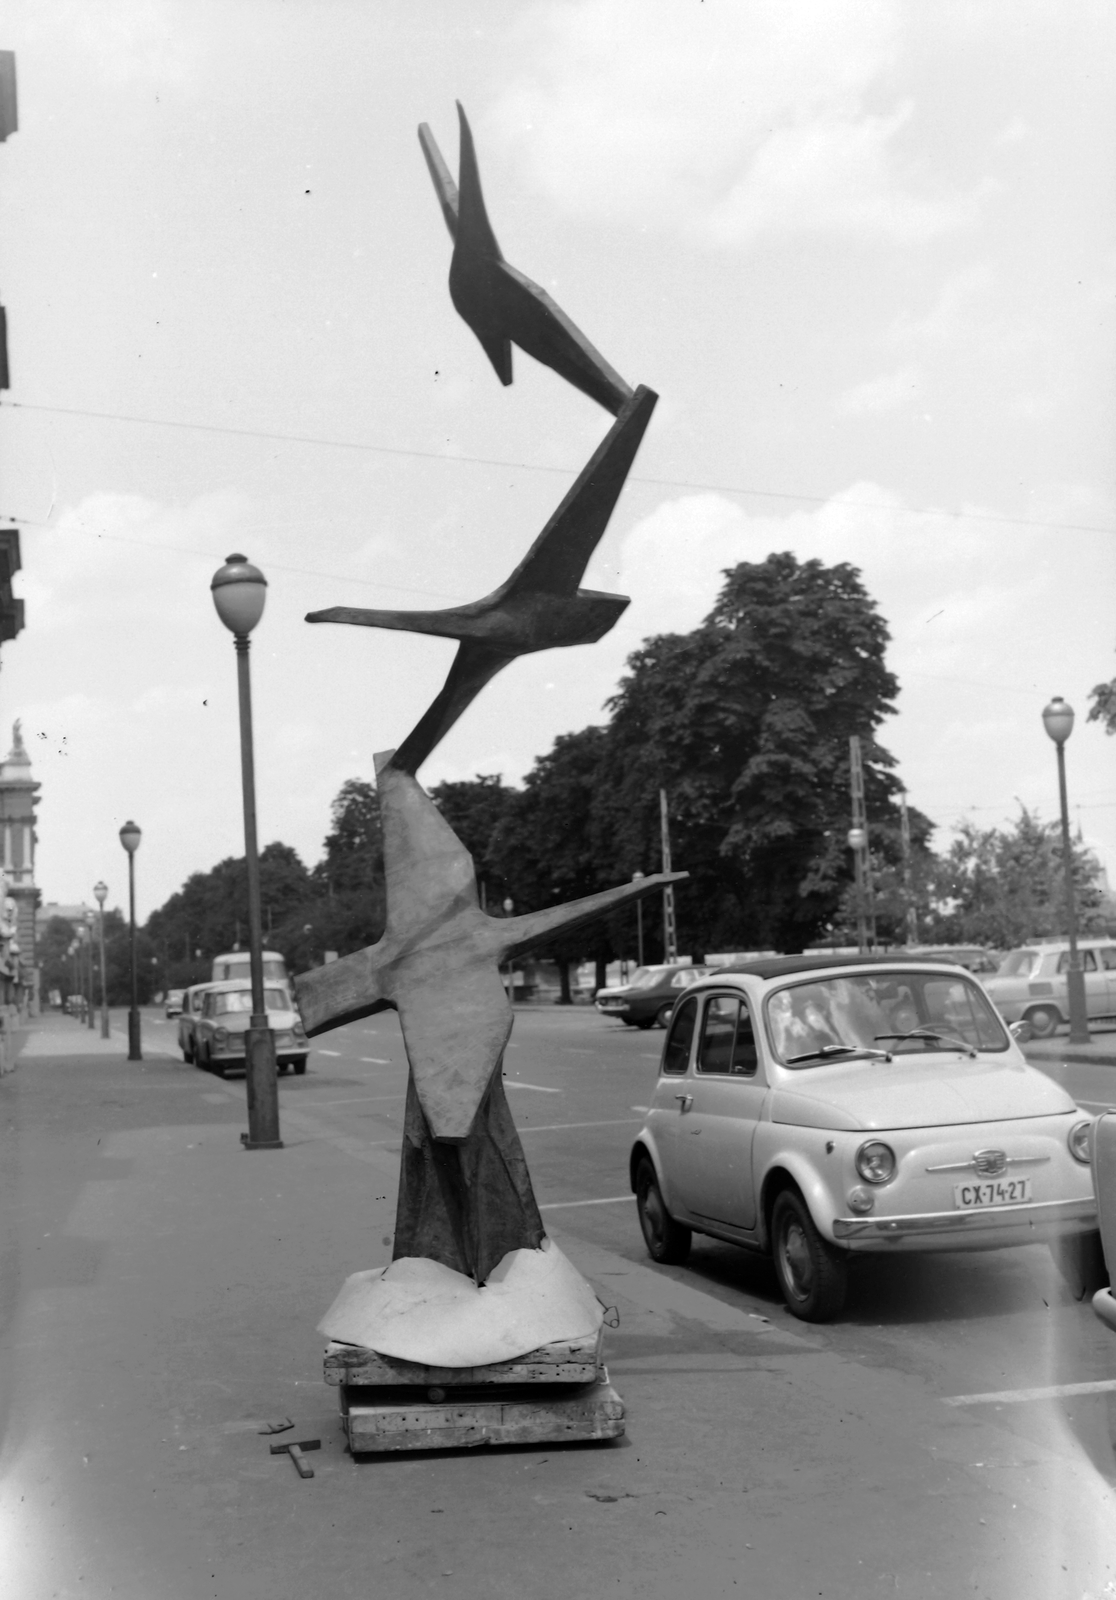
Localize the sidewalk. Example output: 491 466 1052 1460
1022 1026 1116 1070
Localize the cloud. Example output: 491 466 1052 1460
836 364 921 417
489 0 974 244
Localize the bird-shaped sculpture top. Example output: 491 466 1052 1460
308 383 656 775
418 103 633 417
297 752 684 1143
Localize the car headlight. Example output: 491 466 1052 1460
1068 1119 1092 1164
214 1027 228 1045
855 1140 897 1185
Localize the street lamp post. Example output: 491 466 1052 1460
1042 697 1091 1044
211 554 281 1150
502 897 514 998
118 822 142 1059
94 881 110 1038
84 911 96 1029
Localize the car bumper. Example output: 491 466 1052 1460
832 1195 1096 1250
596 1002 629 1016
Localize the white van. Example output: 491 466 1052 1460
211 949 289 986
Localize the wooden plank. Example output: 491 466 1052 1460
323 1329 602 1387
341 1373 624 1454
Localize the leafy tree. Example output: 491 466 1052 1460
927 806 1104 947
596 552 906 953
1088 668 1116 735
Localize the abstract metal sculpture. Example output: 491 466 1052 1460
298 106 680 1344
418 103 633 415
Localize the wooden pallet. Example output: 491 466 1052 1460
340 1372 624 1454
325 1331 623 1454
323 1329 603 1389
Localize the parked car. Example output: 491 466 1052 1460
193 980 309 1077
164 988 184 1018
211 949 289 985
908 945 999 975
983 938 1116 1037
1091 1112 1116 1332
629 954 1097 1322
178 982 220 1062
595 964 712 1029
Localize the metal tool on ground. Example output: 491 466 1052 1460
269 1437 321 1478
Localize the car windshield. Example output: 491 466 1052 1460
628 967 670 990
765 970 1009 1068
212 988 290 1016
996 949 1040 977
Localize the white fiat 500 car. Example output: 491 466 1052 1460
630 956 1098 1322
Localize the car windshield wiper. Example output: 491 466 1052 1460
785 1043 889 1064
874 1029 977 1059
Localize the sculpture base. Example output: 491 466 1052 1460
326 1332 623 1454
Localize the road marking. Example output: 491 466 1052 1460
520 1118 642 1135
943 1379 1116 1407
539 1196 631 1211
315 1049 342 1057
308 1094 404 1107
504 1080 560 1094
361 1056 392 1064
631 1105 650 1113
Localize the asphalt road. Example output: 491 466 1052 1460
4 1004 1116 1599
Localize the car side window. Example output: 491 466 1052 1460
697 996 737 1073
1058 950 1097 972
662 995 698 1075
696 995 759 1076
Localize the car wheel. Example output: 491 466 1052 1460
293 1060 307 1076
182 1046 193 1064
771 1189 847 1323
635 1158 691 1265
1026 1005 1062 1038
654 1003 674 1029
634 1018 656 1031
1050 1229 1109 1301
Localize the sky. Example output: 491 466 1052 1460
0 0 1113 923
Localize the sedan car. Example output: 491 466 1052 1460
164 988 184 1018
177 981 219 1062
983 938 1116 1037
193 981 310 1076
630 956 1097 1321
595 964 711 1029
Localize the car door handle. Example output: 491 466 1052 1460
674 1093 693 1113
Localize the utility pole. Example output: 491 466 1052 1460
659 788 677 963
899 789 917 946
848 737 876 953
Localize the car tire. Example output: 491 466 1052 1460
635 1158 691 1265
634 1018 656 1031
1050 1229 1109 1301
771 1189 848 1323
1026 1005 1062 1038
654 1003 674 1029
293 1061 307 1076
182 1046 193 1064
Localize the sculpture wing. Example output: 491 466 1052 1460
497 385 657 599
496 871 688 963
391 641 516 776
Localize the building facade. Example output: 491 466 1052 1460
0 720 40 1011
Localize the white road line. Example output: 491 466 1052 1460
943 1379 1116 1407
640 1053 660 1060
307 1093 404 1107
539 1196 632 1211
315 1049 342 1057
631 1105 650 1113
520 1118 642 1135
360 1056 392 1064
504 1080 560 1094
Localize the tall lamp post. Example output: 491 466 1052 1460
84 910 96 1029
1042 697 1091 1044
118 822 142 1059
211 554 281 1150
94 880 110 1038
847 827 869 955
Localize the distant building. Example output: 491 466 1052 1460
0 720 40 1010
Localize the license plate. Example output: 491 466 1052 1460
953 1177 1032 1208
